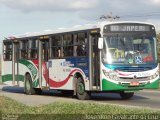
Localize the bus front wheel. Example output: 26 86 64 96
76 77 90 100
120 92 134 100
24 74 35 95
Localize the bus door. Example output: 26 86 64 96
89 33 100 90
12 41 20 86
38 38 49 88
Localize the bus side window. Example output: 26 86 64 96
77 44 84 56
76 33 87 56
50 36 62 58
3 42 12 61
63 34 73 57
20 40 28 59
29 39 38 59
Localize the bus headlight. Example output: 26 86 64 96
102 69 119 81
149 71 159 80
102 69 109 77
155 70 159 76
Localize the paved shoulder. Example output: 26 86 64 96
1 85 160 109
0 85 76 106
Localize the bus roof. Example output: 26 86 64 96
6 21 155 40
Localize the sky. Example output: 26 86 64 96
0 0 160 53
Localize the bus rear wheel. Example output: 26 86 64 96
76 77 90 100
120 92 134 100
24 74 35 95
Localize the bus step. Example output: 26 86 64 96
92 86 100 90
42 87 50 90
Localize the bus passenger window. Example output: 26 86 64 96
3 42 12 61
29 39 38 59
30 49 38 59
51 47 61 58
76 33 87 56
20 40 28 59
51 47 56 58
77 44 85 56
63 34 73 57
57 47 61 57
50 36 62 58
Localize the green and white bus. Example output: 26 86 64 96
2 21 159 100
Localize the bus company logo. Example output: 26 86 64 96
133 75 137 79
61 61 74 67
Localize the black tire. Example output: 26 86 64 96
76 77 90 100
120 92 134 100
24 74 35 95
34 88 42 95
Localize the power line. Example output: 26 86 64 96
99 12 120 21
99 12 160 20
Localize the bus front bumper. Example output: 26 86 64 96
102 79 159 91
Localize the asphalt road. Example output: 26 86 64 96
0 85 160 109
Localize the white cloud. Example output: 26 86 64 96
0 0 160 19
0 0 160 31
70 0 99 9
150 0 160 5
0 0 99 12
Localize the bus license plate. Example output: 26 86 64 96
130 82 139 86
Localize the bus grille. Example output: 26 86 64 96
119 77 149 82
115 67 152 72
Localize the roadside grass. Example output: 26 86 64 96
0 96 160 120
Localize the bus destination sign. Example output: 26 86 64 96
110 25 150 32
103 24 155 33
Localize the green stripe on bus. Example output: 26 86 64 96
102 79 159 91
2 74 24 82
2 74 12 82
19 59 39 87
102 79 126 91
2 74 39 87
144 79 159 89
19 59 38 80
32 79 39 88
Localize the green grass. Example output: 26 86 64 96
0 96 160 120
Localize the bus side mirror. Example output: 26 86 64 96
98 38 103 49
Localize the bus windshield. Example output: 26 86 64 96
102 34 157 65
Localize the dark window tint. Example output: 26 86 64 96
3 42 12 61
20 40 28 59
